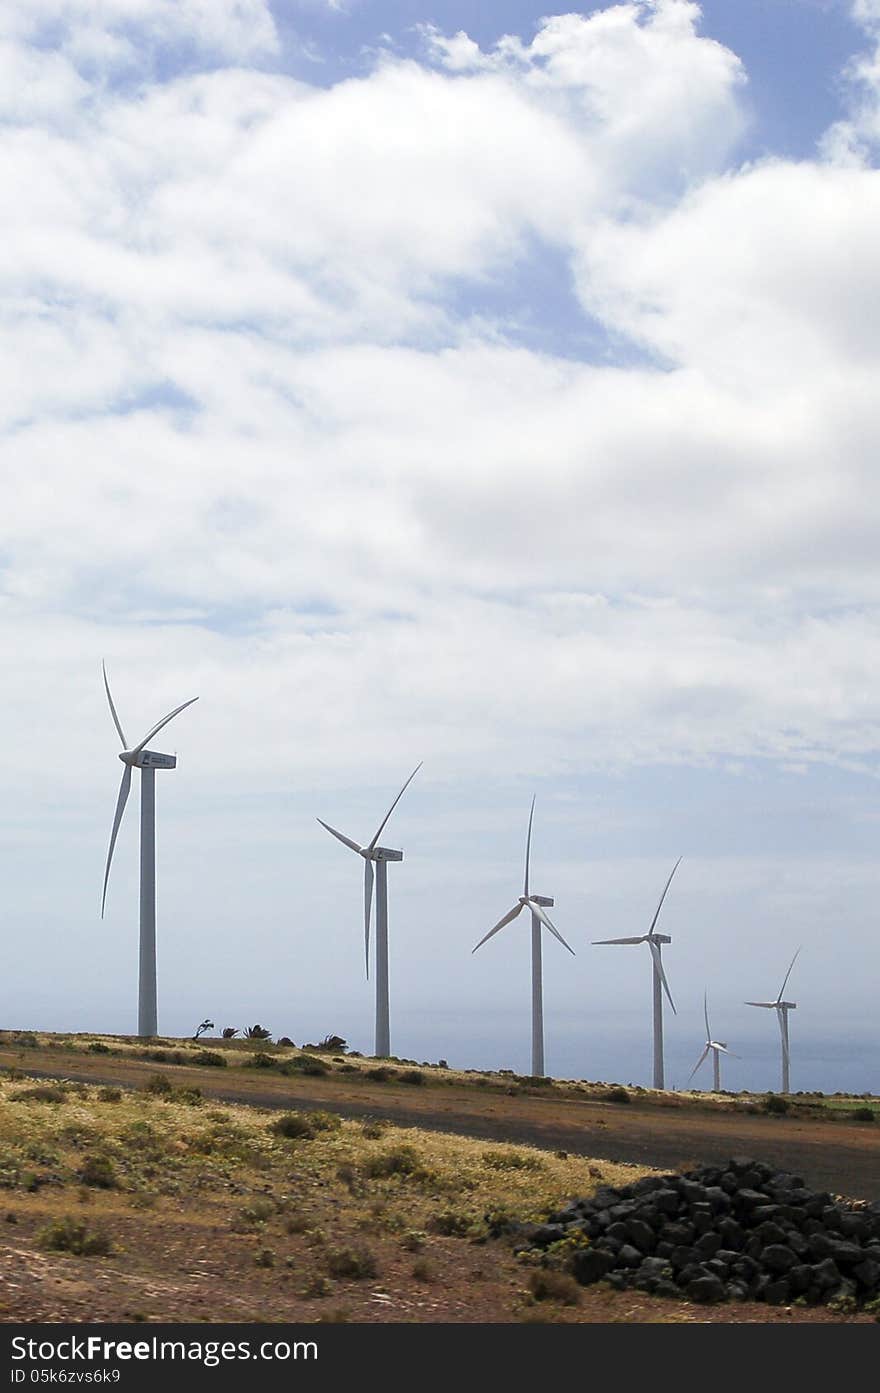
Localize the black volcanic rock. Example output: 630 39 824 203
515 1157 880 1310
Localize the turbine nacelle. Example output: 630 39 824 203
520 894 553 909
361 846 403 863
120 749 177 770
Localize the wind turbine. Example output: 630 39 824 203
471 796 574 1078
593 857 682 1090
688 990 736 1092
317 763 421 1059
746 947 800 1094
100 662 198 1038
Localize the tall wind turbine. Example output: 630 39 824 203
472 797 574 1078
688 990 736 1092
317 763 421 1059
746 947 800 1094
593 857 682 1090
100 662 198 1038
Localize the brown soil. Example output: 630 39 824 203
0 1042 877 1325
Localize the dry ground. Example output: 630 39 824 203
0 1032 877 1325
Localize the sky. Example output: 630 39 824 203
2 0 880 1094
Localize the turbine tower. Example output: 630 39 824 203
317 763 421 1059
746 947 800 1094
100 662 198 1038
472 796 574 1078
593 857 682 1090
688 990 736 1092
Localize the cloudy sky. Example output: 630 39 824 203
3 0 879 1092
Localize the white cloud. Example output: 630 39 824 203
0 0 279 63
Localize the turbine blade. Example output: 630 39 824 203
703 989 711 1042
649 938 676 1014
316 818 362 854
472 902 523 953
523 794 535 898
364 857 374 980
745 1001 776 1008
592 936 646 945
132 696 198 755
102 661 127 748
776 946 801 1003
366 762 422 853
527 899 575 955
647 856 682 936
688 1046 710 1083
101 764 132 917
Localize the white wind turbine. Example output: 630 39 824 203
593 857 682 1090
472 796 574 1078
100 662 198 1038
746 947 800 1094
688 990 736 1092
317 763 421 1059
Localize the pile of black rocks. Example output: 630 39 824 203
514 1156 880 1306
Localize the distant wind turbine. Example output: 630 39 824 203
317 763 421 1059
593 857 682 1090
100 662 198 1038
688 990 737 1091
472 796 574 1078
746 947 800 1094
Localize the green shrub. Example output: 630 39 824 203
254 1247 276 1268
852 1107 875 1122
527 1269 580 1305
10 1086 67 1104
400 1069 425 1086
192 1051 227 1068
426 1210 471 1237
306 1110 341 1134
325 1245 378 1279
142 1074 173 1096
79 1156 117 1189
283 1054 331 1076
481 1149 541 1172
246 1052 280 1070
271 1113 317 1140
38 1216 113 1257
88 1041 111 1054
365 1066 393 1082
764 1094 790 1115
12 1033 38 1049
606 1086 631 1104
400 1231 426 1252
412 1258 433 1282
360 1120 385 1140
97 1086 122 1103
363 1147 420 1179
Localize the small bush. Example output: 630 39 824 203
606 1086 631 1104
246 1052 280 1070
285 1212 310 1235
38 1216 113 1257
271 1113 316 1140
254 1247 276 1268
307 1110 342 1133
764 1094 790 1115
283 1054 331 1076
400 1070 425 1086
12 1033 38 1049
361 1121 385 1140
79 1156 117 1189
365 1066 393 1082
427 1210 471 1237
852 1107 875 1122
300 1274 332 1298
363 1147 420 1179
527 1270 580 1305
481 1149 541 1172
412 1259 433 1283
10 1086 67 1104
325 1245 378 1280
192 1051 227 1068
97 1087 122 1103
142 1074 173 1096
400 1231 426 1252
88 1041 111 1054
